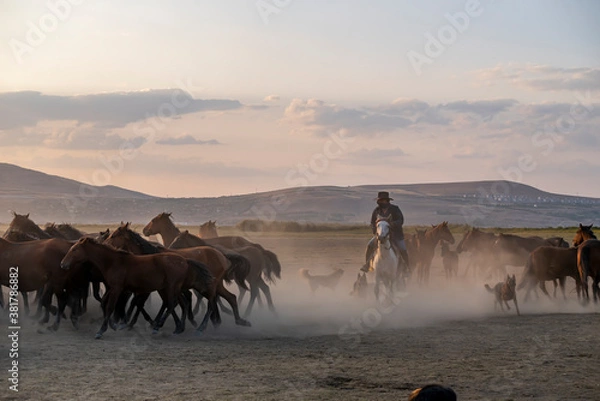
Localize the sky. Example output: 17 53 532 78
0 0 599 198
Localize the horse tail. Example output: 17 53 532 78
484 284 494 293
579 244 591 289
223 253 251 291
299 268 311 280
187 259 215 291
263 250 282 283
517 254 535 290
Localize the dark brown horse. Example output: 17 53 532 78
60 237 193 338
199 220 219 239
517 246 581 301
415 222 455 284
572 224 599 302
105 225 251 328
143 212 181 247
44 223 86 240
3 212 51 241
440 242 458 280
0 237 85 330
170 230 281 317
456 228 498 278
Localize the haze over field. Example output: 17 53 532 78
1 1 599 199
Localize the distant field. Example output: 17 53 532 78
0 222 581 243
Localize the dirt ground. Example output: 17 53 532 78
1 235 599 401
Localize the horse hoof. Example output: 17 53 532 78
173 328 184 335
117 323 128 331
152 329 159 335
95 333 103 340
236 319 251 327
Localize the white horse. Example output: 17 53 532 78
373 219 399 303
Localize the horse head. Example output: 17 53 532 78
376 219 391 243
573 223 596 246
432 221 455 245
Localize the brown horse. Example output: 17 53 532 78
415 222 455 284
143 212 181 247
170 230 281 317
143 214 252 287
199 220 219 239
44 223 68 240
105 225 251 328
60 237 194 338
572 224 599 302
440 242 458 280
0 237 85 330
517 246 581 301
44 223 86 240
456 228 498 278
3 212 51 241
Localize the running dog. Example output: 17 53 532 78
484 274 520 316
299 268 344 293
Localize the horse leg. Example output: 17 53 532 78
210 297 221 327
539 281 552 300
49 291 68 331
192 289 202 316
38 286 53 324
218 285 250 326
92 281 103 303
513 297 520 316
21 291 31 317
374 277 380 303
243 281 260 318
593 277 600 304
173 292 189 334
196 297 214 333
180 290 196 328
558 277 567 301
237 286 247 305
125 293 151 329
257 278 276 316
97 289 119 339
217 297 233 315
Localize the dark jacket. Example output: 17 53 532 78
371 204 405 240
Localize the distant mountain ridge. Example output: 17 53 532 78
0 162 153 199
0 163 598 227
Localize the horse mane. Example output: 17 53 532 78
56 223 85 239
79 236 132 255
124 227 165 254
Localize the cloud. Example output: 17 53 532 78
156 135 221 146
473 64 600 92
284 98 519 137
284 98 414 136
440 99 518 120
0 123 147 149
264 95 280 102
0 90 243 130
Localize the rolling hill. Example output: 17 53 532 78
0 163 598 227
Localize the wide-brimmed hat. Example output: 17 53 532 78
375 191 393 201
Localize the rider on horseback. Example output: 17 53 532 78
361 191 410 275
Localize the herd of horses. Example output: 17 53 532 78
0 212 281 338
361 220 600 306
0 211 599 339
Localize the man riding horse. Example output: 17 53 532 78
361 191 410 275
